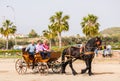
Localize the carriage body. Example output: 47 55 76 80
48 51 61 62
15 50 61 75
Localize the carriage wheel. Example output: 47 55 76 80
32 63 39 73
52 61 61 73
15 59 27 74
38 62 48 75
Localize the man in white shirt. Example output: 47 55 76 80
107 44 112 55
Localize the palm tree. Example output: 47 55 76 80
43 25 57 49
49 11 69 48
80 14 100 38
28 29 38 38
0 20 16 49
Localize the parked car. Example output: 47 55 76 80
13 45 23 50
73 44 82 48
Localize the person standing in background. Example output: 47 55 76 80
107 44 112 57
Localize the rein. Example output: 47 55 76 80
81 46 96 55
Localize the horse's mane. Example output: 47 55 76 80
85 38 96 47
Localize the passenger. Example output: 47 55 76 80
42 39 50 59
43 39 50 51
36 40 45 58
36 40 44 53
25 40 36 69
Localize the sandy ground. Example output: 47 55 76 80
0 57 120 81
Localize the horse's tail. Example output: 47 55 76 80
61 48 67 63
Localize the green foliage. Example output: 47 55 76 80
112 48 120 50
0 49 21 53
0 39 15 49
17 41 29 45
49 11 70 33
49 11 70 48
80 14 100 38
43 29 57 40
62 36 87 46
0 39 6 49
28 29 38 38
0 49 22 58
102 36 120 49
8 39 14 49
51 45 70 52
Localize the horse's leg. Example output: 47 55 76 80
88 58 94 76
69 59 77 75
61 60 69 73
81 56 94 76
81 59 89 74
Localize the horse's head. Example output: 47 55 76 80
95 36 102 49
85 36 102 51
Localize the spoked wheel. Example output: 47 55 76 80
52 61 61 73
32 63 39 73
38 62 49 75
15 59 27 74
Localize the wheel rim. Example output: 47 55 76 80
38 63 48 75
52 61 61 73
15 59 27 74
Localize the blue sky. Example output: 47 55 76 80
0 0 120 36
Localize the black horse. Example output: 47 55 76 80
61 37 102 76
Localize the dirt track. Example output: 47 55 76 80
0 58 120 81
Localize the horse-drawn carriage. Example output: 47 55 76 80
15 37 102 76
15 48 61 75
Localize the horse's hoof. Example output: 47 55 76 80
88 72 94 76
81 69 86 74
73 72 77 75
61 71 66 74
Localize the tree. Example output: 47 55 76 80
28 29 38 38
49 11 69 48
80 14 100 38
0 20 16 49
42 25 57 49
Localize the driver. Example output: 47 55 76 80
25 40 36 69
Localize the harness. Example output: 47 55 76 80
84 52 94 55
65 46 95 59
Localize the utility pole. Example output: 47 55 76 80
7 5 17 45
